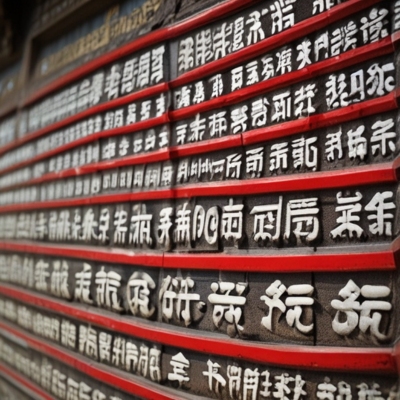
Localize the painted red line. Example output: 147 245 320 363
0 236 398 273
175 162 398 198
0 320 187 400
0 39 394 183
169 134 243 159
0 83 168 159
171 36 394 120
0 362 52 400
0 114 168 178
23 0 262 107
0 162 396 212
0 285 396 374
0 93 396 194
164 244 397 272
243 92 399 145
0 241 163 267
0 147 171 192
10 0 379 157
0 4 390 173
170 0 384 89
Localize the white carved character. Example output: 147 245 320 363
292 137 318 171
196 29 213 66
208 281 248 336
331 279 392 340
360 8 389 44
294 84 316 117
129 204 153 247
214 22 233 60
105 65 121 100
251 196 283 244
325 130 343 162
370 118 396 156
246 147 264 178
178 37 195 73
296 39 312 69
127 271 156 318
330 192 364 239
269 0 296 34
168 352 190 386
365 191 395 237
203 360 227 394
74 263 93 304
95 267 123 311
272 91 291 122
231 105 248 134
284 198 320 244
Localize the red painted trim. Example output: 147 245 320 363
0 39 394 184
0 93 396 194
0 16 393 176
23 0 262 107
170 0 384 88
169 134 243 159
0 362 53 400
0 320 187 400
164 244 398 272
0 113 168 177
171 36 394 120
174 162 398 198
0 162 396 212
244 92 399 145
1 0 382 162
0 83 168 159
0 237 398 273
0 285 396 374
0 241 163 267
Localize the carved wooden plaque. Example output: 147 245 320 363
0 0 398 399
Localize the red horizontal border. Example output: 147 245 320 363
170 36 394 121
170 0 383 89
0 319 188 400
0 83 169 159
0 236 398 273
0 362 53 400
0 92 397 194
0 0 385 163
0 113 168 177
0 284 396 374
0 241 163 267
0 161 397 213
23 0 262 107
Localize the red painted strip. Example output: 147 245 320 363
0 93 396 194
0 320 187 400
169 134 243 159
164 245 398 272
0 362 53 400
0 39 394 183
170 0 383 88
6 0 379 160
0 83 168 159
0 285 396 374
243 92 399 145
0 5 391 175
0 147 171 191
175 162 398 198
0 241 163 267
0 114 168 178
0 162 395 213
171 36 394 120
23 0 261 107
0 237 398 273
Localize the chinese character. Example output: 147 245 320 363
208 281 248 337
